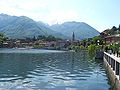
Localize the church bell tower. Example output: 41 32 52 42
72 32 75 41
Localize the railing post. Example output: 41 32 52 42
108 56 110 65
111 58 113 68
104 52 120 81
115 61 119 75
119 63 120 80
107 55 109 62
113 59 115 71
109 57 111 66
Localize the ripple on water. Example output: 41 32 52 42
0 49 111 90
0 75 23 82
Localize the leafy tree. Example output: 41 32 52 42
37 35 46 40
109 26 117 35
0 33 5 44
0 33 4 43
92 36 103 45
81 39 87 47
32 36 36 41
79 45 85 49
118 24 120 31
46 35 56 41
37 35 62 41
88 44 96 52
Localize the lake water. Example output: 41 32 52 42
0 48 110 90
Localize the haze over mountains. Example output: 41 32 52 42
0 14 99 40
50 22 99 39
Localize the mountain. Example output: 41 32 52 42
0 14 65 39
0 14 99 40
50 21 100 40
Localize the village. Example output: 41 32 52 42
1 28 120 51
1 33 79 50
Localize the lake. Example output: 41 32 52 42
0 48 110 90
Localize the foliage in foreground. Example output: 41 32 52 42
0 33 5 44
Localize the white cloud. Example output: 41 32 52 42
0 0 78 25
14 1 48 11
0 0 48 15
44 10 78 25
0 0 94 27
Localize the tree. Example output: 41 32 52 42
92 36 103 45
109 26 117 35
37 35 46 40
112 26 117 31
81 39 87 47
0 33 5 44
46 35 56 41
32 36 36 41
118 24 120 31
37 35 62 41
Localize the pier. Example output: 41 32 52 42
104 52 120 90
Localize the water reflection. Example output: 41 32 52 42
0 49 110 90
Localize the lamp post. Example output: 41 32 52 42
116 42 119 57
97 40 100 45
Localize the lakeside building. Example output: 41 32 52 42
104 34 120 44
1 32 80 49
100 29 120 44
100 30 109 39
2 39 34 48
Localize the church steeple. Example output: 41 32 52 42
72 32 75 41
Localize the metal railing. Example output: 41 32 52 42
104 52 120 79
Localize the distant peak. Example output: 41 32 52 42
20 16 28 18
0 13 9 16
20 16 30 19
61 21 86 24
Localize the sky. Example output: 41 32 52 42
0 0 120 32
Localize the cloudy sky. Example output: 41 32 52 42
0 0 120 32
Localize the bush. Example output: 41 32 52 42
33 45 43 48
88 44 96 52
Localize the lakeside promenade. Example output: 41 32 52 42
104 52 120 90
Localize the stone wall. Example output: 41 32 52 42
104 57 120 90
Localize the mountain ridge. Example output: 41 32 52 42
50 21 99 40
0 14 65 39
0 13 99 40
